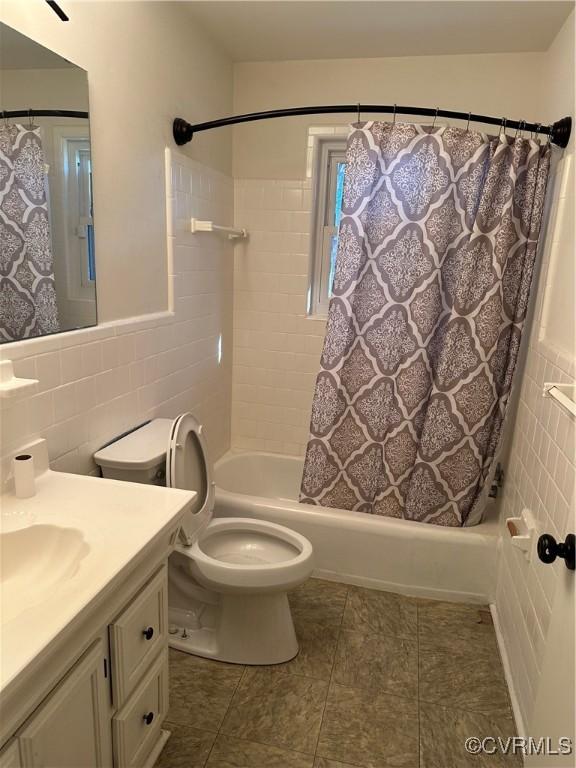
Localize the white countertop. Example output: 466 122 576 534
1 468 195 696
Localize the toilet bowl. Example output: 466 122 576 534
94 414 314 664
189 517 313 592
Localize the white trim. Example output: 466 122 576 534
0 310 175 361
47 124 97 332
308 136 347 316
305 124 350 178
165 147 175 312
490 603 527 740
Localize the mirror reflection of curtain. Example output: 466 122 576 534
0 123 59 341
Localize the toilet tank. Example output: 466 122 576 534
94 419 173 486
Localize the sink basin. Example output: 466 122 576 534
1 525 89 623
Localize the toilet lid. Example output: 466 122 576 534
167 413 215 539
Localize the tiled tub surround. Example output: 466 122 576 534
494 150 575 735
232 178 326 456
159 579 520 768
0 152 233 478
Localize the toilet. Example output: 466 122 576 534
94 414 314 665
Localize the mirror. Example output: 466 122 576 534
0 23 96 342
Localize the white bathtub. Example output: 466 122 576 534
214 451 499 603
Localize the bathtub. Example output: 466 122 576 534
214 451 499 603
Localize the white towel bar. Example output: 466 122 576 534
190 218 247 240
543 382 576 419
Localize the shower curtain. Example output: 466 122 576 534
0 123 59 342
300 122 550 526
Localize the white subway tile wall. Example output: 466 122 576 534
231 178 325 456
496 149 575 733
0 152 233 480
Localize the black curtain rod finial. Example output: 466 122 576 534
551 116 572 149
173 118 193 146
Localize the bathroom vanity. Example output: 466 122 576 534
0 440 195 768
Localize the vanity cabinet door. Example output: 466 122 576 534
19 641 112 768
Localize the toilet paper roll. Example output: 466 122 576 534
13 453 36 499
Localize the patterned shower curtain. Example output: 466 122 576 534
300 122 550 526
0 123 59 341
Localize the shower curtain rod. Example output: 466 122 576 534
173 105 572 148
1 109 89 120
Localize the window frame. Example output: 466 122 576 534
48 124 95 309
308 137 347 317
63 137 95 295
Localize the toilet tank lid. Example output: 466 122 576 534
94 419 173 470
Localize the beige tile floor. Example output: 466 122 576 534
158 579 521 768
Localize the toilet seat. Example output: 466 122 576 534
177 517 313 594
167 413 215 544
166 415 312 594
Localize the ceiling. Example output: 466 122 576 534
185 1 574 62
0 23 77 69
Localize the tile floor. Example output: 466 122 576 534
158 579 521 767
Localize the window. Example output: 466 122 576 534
308 138 346 316
65 138 95 288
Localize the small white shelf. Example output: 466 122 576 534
190 218 247 240
506 508 537 561
543 382 576 419
0 360 38 399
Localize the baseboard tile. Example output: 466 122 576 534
490 603 526 743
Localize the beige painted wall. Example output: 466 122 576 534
1 67 88 110
233 51 548 179
0 0 233 323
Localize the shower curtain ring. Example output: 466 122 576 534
433 107 439 128
466 111 471 132
28 109 34 130
357 103 361 124
534 123 542 143
393 104 397 124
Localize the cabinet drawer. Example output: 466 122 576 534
112 650 168 768
109 566 167 707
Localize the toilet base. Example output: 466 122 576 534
168 591 299 665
